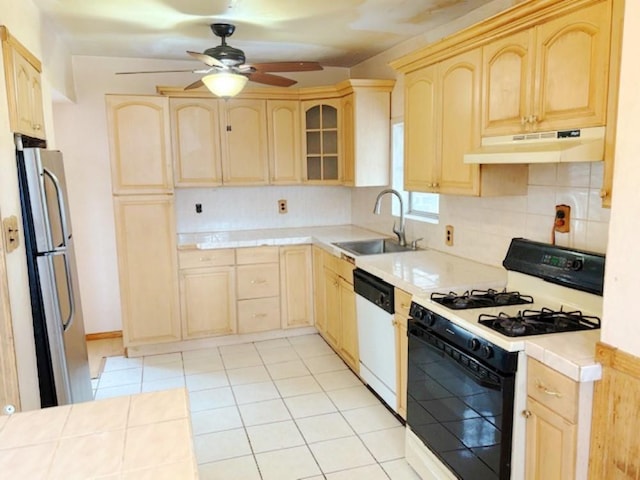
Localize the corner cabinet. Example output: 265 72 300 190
113 195 180 346
482 1 612 135
106 95 174 194
1 27 46 139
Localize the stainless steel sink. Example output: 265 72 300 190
332 238 415 256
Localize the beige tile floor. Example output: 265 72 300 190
89 334 421 480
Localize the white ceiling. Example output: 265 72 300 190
33 0 496 67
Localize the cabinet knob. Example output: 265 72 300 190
199 257 212 262
33 124 42 131
521 116 528 126
599 189 608 199
522 409 532 419
251 279 267 285
252 313 267 318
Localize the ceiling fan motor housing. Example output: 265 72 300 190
207 23 246 67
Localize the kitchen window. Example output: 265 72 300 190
391 120 439 222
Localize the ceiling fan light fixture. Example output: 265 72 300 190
202 72 248 98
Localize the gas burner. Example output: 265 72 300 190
478 307 601 337
431 289 534 310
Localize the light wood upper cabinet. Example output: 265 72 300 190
106 95 173 194
1 27 45 139
341 81 394 187
280 245 314 329
404 49 526 196
267 100 302 184
404 64 438 192
438 49 482 195
302 99 341 184
113 195 180 346
170 98 222 187
482 2 611 135
220 99 269 185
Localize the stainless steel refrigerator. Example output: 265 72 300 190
17 140 92 407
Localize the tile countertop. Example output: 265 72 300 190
178 225 601 383
0 388 198 479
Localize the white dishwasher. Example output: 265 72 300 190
353 268 397 411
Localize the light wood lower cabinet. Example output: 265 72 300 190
280 246 314 328
179 266 236 339
525 358 579 480
394 288 411 420
313 246 358 372
113 195 180 346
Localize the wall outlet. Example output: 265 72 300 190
195 203 202 214
278 199 288 214
445 225 454 246
554 204 570 233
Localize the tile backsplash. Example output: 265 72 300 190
352 162 610 267
175 162 610 268
175 186 352 233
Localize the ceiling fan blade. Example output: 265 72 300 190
184 79 204 91
187 51 225 68
250 62 323 73
248 71 297 87
115 69 197 75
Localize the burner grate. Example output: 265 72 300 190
478 307 601 337
431 289 534 310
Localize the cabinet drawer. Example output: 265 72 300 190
338 258 355 284
527 358 578 423
322 250 339 273
394 288 412 317
237 297 281 333
178 249 235 269
236 246 279 265
237 263 280 299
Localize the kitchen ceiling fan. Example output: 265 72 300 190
116 23 323 97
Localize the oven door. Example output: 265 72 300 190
407 320 515 480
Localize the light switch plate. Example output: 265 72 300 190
2 216 20 253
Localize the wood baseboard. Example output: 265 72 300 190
86 330 123 341
589 341 640 478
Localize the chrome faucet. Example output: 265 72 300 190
373 188 407 247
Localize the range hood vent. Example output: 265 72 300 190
464 126 605 164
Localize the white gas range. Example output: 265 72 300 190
404 238 605 480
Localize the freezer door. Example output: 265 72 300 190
23 148 71 252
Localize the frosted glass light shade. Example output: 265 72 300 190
202 72 248 98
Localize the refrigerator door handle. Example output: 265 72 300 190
47 250 76 331
42 167 70 248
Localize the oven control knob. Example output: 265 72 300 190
468 338 481 351
480 345 494 359
424 311 437 327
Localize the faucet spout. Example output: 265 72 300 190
373 188 407 246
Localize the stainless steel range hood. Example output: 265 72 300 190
464 126 605 164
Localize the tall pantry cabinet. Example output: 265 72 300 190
106 95 181 347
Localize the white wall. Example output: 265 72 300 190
601 0 640 355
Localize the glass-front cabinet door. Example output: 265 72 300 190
302 99 341 183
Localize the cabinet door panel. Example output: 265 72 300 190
171 98 222 186
106 96 173 194
535 1 610 130
338 277 358 372
322 267 340 348
113 196 180 345
268 100 302 184
438 49 481 195
525 397 577 480
280 246 313 328
180 267 236 339
404 65 438 192
482 29 534 135
220 99 269 184
312 247 327 334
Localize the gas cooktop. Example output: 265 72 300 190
430 288 533 310
478 307 601 337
